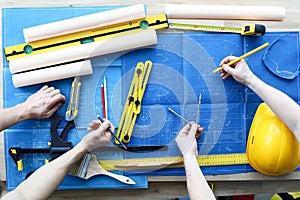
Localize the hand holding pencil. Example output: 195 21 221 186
82 119 115 152
219 55 256 85
97 115 127 150
216 42 269 85
212 42 269 74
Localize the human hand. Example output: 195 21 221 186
81 119 114 152
22 85 66 119
220 56 255 85
175 122 203 157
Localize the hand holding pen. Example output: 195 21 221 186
97 115 127 150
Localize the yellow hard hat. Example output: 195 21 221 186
246 103 300 176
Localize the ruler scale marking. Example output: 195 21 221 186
99 153 248 171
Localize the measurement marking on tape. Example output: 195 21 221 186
169 23 241 33
168 23 266 37
99 153 248 171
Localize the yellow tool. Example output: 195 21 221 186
212 42 269 73
99 153 248 171
168 23 266 36
115 60 153 144
65 76 81 121
4 14 168 61
208 182 214 191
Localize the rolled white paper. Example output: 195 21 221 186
12 60 92 88
165 4 285 21
23 4 146 42
10 29 157 74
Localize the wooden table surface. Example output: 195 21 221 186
1 0 300 199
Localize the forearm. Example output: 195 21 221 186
4 142 88 200
247 75 300 141
0 103 30 132
183 155 215 200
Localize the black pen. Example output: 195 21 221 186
96 115 127 150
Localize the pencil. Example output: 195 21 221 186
212 42 269 73
101 84 106 119
103 76 108 119
97 115 127 150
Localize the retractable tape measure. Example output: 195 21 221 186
168 23 266 36
98 153 249 171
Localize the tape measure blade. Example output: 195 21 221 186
169 23 241 34
198 153 248 166
99 153 248 171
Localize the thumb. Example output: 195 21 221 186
98 120 110 133
222 64 235 75
188 124 198 139
180 123 191 134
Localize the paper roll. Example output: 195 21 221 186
165 4 285 21
12 60 92 88
23 4 146 42
9 29 157 74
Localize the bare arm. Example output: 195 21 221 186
2 120 114 200
0 85 66 132
176 123 215 200
3 142 88 200
0 104 29 132
220 56 300 141
184 154 214 200
247 75 300 139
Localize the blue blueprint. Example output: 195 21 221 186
2 7 300 190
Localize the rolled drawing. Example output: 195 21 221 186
23 4 146 42
165 4 285 21
9 29 157 74
12 60 92 88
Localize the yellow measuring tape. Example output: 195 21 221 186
4 14 168 61
115 60 153 144
99 153 248 171
168 23 266 36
